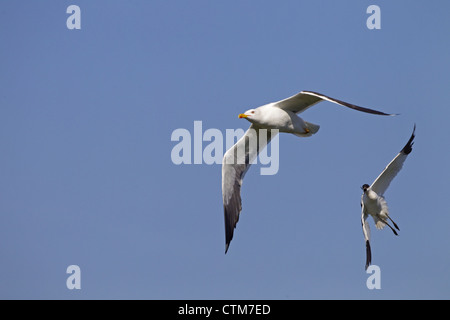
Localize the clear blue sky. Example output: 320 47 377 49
1 1 449 299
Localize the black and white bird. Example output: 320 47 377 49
361 124 416 270
221 90 396 253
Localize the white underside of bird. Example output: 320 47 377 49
362 189 390 230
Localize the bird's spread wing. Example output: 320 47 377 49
273 90 395 116
361 200 372 270
370 124 416 195
222 124 277 253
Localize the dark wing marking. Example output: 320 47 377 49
365 240 372 271
273 90 396 116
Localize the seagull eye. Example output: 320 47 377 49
251 111 255 114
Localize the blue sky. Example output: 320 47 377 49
1 1 449 299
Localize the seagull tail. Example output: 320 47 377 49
294 121 320 137
305 121 320 134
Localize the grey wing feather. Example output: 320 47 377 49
273 91 323 114
222 125 277 253
370 124 416 195
274 90 396 116
361 200 372 270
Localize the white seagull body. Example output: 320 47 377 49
361 125 416 270
221 90 396 253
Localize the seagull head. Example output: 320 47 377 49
361 184 370 192
238 109 259 122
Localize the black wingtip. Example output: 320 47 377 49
224 204 236 255
401 124 416 155
365 240 372 271
301 91 398 116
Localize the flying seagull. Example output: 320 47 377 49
361 124 416 270
221 90 396 253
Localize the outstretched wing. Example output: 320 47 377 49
222 125 277 253
361 199 372 270
273 90 396 116
370 124 416 195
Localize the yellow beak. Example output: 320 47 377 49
238 114 248 118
